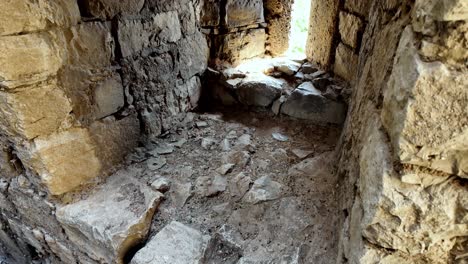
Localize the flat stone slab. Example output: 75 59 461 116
236 73 288 107
57 169 163 264
131 221 210 264
281 82 346 124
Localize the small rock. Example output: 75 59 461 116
17 175 29 188
222 151 251 168
291 149 314 159
173 138 188 148
311 77 333 92
274 60 302 76
196 121 209 128
236 134 252 147
301 62 318 74
229 172 252 199
236 74 288 107
150 143 174 155
201 233 242 264
201 137 218 150
150 178 171 193
294 71 305 80
220 139 231 152
226 130 238 139
147 157 167 170
217 163 235 175
196 175 227 197
272 148 289 162
323 86 339 101
244 176 282 204
272 133 289 142
272 95 286 115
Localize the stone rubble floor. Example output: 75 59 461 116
122 109 342 263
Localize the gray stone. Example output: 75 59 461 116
57 171 164 263
196 175 228 197
147 157 167 170
339 12 364 49
220 139 232 152
225 0 265 28
94 75 125 119
281 82 346 124
274 60 302 76
201 233 243 264
244 175 282 204
202 137 218 150
229 172 252 199
217 163 235 175
291 149 314 159
301 62 318 74
171 182 193 208
236 74 287 107
271 95 286 115
236 134 252 147
131 221 210 264
150 143 174 155
272 132 289 142
222 151 251 168
178 31 209 80
150 177 171 192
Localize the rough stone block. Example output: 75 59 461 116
339 12 364 49
0 0 80 36
381 28 468 178
281 82 346 124
265 16 291 56
334 43 358 82
225 0 265 28
236 73 287 107
344 0 372 18
215 29 266 66
201 0 221 27
306 0 340 69
0 81 73 140
119 12 182 58
348 114 468 263
27 115 139 195
94 75 125 119
178 31 209 80
414 0 468 21
131 221 210 264
0 31 66 89
80 0 144 19
57 172 163 263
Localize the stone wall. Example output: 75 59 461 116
335 0 468 263
0 0 208 262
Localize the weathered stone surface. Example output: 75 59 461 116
281 82 346 124
263 0 293 56
0 81 72 140
27 116 139 195
243 175 282 204
381 28 468 178
214 29 266 66
347 115 468 263
201 0 221 27
414 0 468 21
94 75 125 119
236 74 287 107
0 0 80 36
344 0 372 18
225 0 265 28
57 172 163 264
306 0 340 69
334 43 358 82
339 12 364 49
178 31 209 80
131 221 210 264
80 0 144 19
0 32 66 89
119 12 182 58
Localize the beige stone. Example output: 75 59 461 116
57 171 163 264
339 12 364 49
382 27 468 178
306 0 340 69
344 0 372 18
216 29 266 66
414 0 468 21
0 31 66 89
225 0 265 28
334 43 358 82
94 75 125 119
0 81 73 140
80 0 145 19
0 0 80 36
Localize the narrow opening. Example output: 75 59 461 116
285 0 312 59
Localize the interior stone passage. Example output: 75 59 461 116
0 0 467 264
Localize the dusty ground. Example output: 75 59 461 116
124 108 342 263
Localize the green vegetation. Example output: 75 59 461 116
288 0 311 56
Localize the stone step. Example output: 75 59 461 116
56 169 164 264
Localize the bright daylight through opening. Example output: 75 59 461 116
286 0 312 58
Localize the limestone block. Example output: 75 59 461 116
236 73 287 107
131 221 210 264
215 29 266 66
57 172 164 264
94 75 125 119
178 31 209 80
0 0 80 36
414 0 468 21
0 31 66 89
0 81 73 140
306 0 340 69
381 28 468 177
334 43 358 82
28 115 139 195
266 16 291 56
344 0 372 18
201 0 221 27
119 12 182 58
349 115 468 263
225 0 265 28
0 148 16 177
339 12 364 49
80 0 144 19
281 82 346 124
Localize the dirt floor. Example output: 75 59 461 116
123 108 342 263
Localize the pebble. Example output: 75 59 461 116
291 149 314 159
201 137 218 150
272 133 289 142
151 178 171 192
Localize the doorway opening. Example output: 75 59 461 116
285 0 312 59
